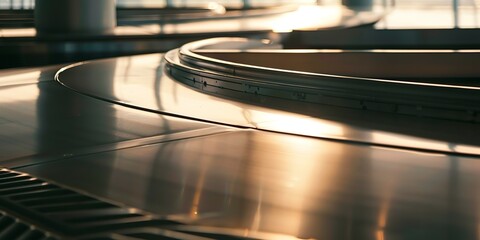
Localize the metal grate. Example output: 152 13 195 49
78 227 259 240
0 168 180 238
0 211 56 240
0 168 263 239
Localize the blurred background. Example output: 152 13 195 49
1 0 479 69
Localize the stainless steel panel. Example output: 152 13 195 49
170 38 480 122
19 130 480 240
57 54 480 155
0 65 230 168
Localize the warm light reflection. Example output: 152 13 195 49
74 54 480 160
272 6 343 32
375 169 396 240
450 145 480 155
108 55 347 139
1 28 36 37
377 7 480 29
257 115 344 138
243 133 332 237
370 146 446 157
0 85 40 104
159 71 258 126
189 158 208 219
371 131 480 155
0 71 41 86
139 5 346 35
478 223 480 240
113 55 160 108
115 0 315 9
372 133 439 152
207 2 226 15
113 26 151 35
376 230 385 240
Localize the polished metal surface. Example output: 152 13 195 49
18 129 480 240
0 65 229 168
1 2 480 240
1 46 480 240
56 51 480 156
0 64 62 86
172 37 480 91
167 38 480 125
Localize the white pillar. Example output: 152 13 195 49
34 0 116 36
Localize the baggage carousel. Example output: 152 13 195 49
1 34 480 239
2 1 480 239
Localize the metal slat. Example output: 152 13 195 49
0 184 55 196
0 211 56 239
16 229 46 240
19 195 93 207
0 172 17 178
0 175 33 184
73 217 164 231
9 189 74 201
66 213 145 224
0 179 42 189
0 215 14 232
0 169 185 238
46 208 143 222
35 202 116 214
0 221 28 239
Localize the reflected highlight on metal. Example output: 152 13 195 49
2 2 480 239
161 38 480 154
17 130 480 240
1 43 480 238
54 41 480 155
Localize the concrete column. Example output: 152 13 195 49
34 0 116 36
